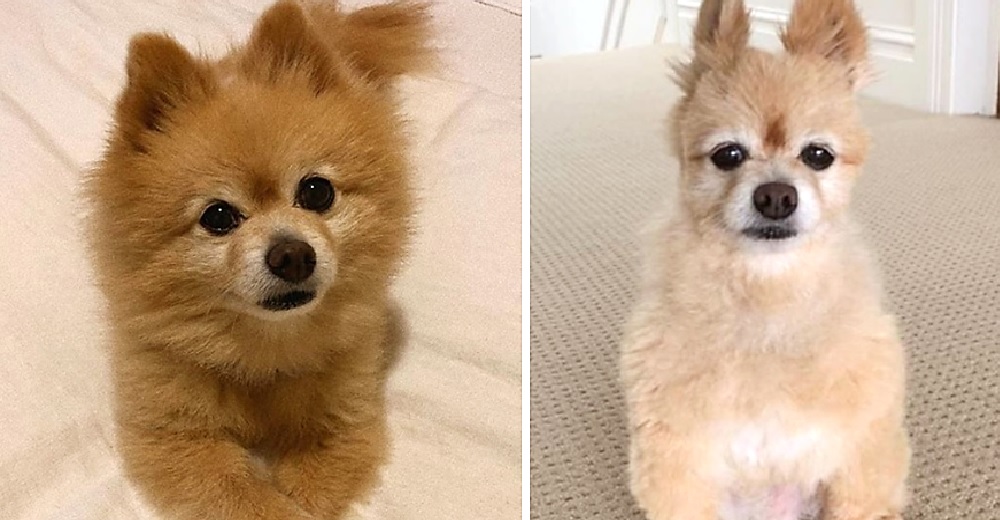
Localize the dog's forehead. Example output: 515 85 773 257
164 123 304 208
176 102 319 203
688 55 859 149
244 168 286 206
738 53 854 112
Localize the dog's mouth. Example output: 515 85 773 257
259 290 316 311
742 225 797 241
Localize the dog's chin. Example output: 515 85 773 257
731 226 809 277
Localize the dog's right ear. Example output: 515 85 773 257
781 0 870 89
241 2 350 94
338 1 435 85
673 0 750 94
114 34 215 153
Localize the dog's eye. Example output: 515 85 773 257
296 176 335 213
199 202 241 235
800 144 835 171
709 143 747 171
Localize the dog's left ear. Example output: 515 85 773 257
672 0 751 94
781 0 870 89
115 34 216 153
240 2 349 94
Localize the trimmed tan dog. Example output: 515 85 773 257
85 2 431 519
621 0 909 519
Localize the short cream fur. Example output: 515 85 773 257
620 0 910 518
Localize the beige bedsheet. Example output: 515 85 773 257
0 1 521 518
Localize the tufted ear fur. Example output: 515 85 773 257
672 0 751 94
320 0 434 84
240 1 350 93
780 0 870 89
240 1 433 91
114 34 215 152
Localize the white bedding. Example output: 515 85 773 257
0 1 521 518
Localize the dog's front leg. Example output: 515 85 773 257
119 428 316 520
629 422 717 520
822 415 909 520
275 417 388 519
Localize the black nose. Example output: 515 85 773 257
266 239 316 283
753 182 798 220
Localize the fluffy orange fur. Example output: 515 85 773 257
622 1 909 519
84 2 431 519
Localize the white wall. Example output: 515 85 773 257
664 0 995 113
989 0 1000 114
949 0 998 114
743 0 914 27
528 0 667 57
529 1 609 57
530 0 999 115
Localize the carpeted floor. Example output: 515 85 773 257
529 45 1000 519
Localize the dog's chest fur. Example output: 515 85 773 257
710 418 832 520
679 349 846 517
722 420 827 474
220 375 329 444
698 353 847 482
216 366 376 452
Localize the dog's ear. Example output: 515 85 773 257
337 1 434 84
673 0 750 94
115 34 215 152
781 0 870 89
241 1 349 93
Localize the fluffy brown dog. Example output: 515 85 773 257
84 2 431 518
621 1 909 519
